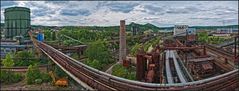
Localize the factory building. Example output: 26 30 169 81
173 25 188 36
174 25 197 44
4 7 31 39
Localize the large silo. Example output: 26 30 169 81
4 7 30 39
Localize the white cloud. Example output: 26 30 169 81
0 1 238 27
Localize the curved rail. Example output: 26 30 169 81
171 50 187 83
36 40 238 90
165 50 174 84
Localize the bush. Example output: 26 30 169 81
26 64 52 84
26 64 41 84
41 73 51 82
14 51 40 66
84 59 103 70
35 79 43 84
1 53 14 67
0 70 23 84
112 64 136 80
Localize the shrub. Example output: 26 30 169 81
35 79 43 84
0 70 23 84
112 64 136 80
26 64 41 84
41 73 51 82
1 53 14 67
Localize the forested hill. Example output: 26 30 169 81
61 22 162 32
1 22 238 31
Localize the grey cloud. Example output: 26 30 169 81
33 8 50 16
166 6 202 14
60 9 91 16
214 7 238 15
218 18 238 23
143 5 165 15
143 17 160 20
97 2 139 13
45 1 69 5
190 17 221 20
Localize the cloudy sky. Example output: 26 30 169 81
1 1 238 27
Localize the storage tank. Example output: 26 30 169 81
4 7 30 39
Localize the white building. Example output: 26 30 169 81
174 25 188 36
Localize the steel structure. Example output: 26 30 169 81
33 37 238 90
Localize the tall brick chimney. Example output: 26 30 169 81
119 20 126 64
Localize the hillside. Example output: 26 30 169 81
1 22 238 32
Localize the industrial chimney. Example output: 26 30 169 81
119 20 126 64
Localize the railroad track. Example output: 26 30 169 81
36 40 239 90
205 44 234 58
165 50 187 84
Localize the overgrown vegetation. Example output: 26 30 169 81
26 64 51 84
1 53 14 67
130 37 161 56
84 40 114 70
0 70 23 84
14 51 37 66
197 32 232 44
0 53 23 84
112 64 136 80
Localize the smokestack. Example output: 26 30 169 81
119 20 126 64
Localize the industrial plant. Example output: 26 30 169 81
0 2 238 91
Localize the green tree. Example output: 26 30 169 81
85 40 111 64
198 32 208 43
26 64 41 84
0 53 23 84
43 29 52 41
2 53 14 67
83 40 112 70
14 51 37 66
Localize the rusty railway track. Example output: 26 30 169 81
36 41 239 90
205 44 234 59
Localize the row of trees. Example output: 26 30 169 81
1 51 47 67
58 29 116 43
